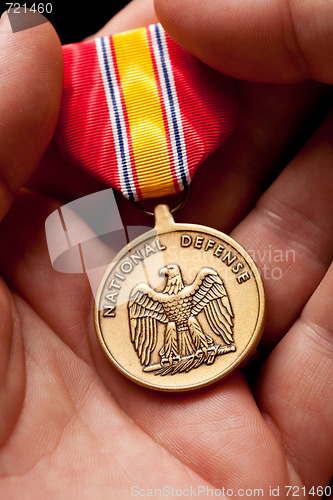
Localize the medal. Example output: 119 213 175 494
56 24 265 391
94 205 265 391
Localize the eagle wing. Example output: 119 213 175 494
128 283 168 365
189 268 234 345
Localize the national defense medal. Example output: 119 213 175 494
94 205 265 391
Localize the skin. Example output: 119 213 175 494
0 0 332 497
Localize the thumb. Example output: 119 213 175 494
154 0 333 84
0 11 63 220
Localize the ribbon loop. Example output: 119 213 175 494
56 24 238 201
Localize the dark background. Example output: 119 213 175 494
0 0 131 43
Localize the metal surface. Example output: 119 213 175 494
94 205 265 391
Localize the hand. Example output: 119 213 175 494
0 1 332 497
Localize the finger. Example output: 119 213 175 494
257 263 333 489
0 190 95 365
106 371 296 492
231 110 333 349
0 12 63 220
179 80 330 231
154 0 333 83
0 279 25 448
91 0 157 38
27 142 107 204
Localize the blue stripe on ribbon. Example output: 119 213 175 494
154 24 188 190
100 37 134 201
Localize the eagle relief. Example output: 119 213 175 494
128 264 236 376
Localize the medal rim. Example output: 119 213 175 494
94 213 265 392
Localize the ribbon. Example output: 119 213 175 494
56 23 238 201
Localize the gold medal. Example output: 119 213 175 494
94 205 265 391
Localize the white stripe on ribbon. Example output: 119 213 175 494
149 24 190 191
95 37 138 201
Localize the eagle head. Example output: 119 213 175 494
159 264 184 295
159 264 180 278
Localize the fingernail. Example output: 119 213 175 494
0 10 8 24
0 11 11 32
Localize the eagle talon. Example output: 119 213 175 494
172 355 181 364
161 355 181 367
207 346 217 356
161 357 170 367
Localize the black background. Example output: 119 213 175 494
0 0 131 43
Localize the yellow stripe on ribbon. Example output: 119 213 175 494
112 27 176 198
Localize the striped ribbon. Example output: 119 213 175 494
56 24 238 201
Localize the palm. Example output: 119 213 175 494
0 4 332 499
